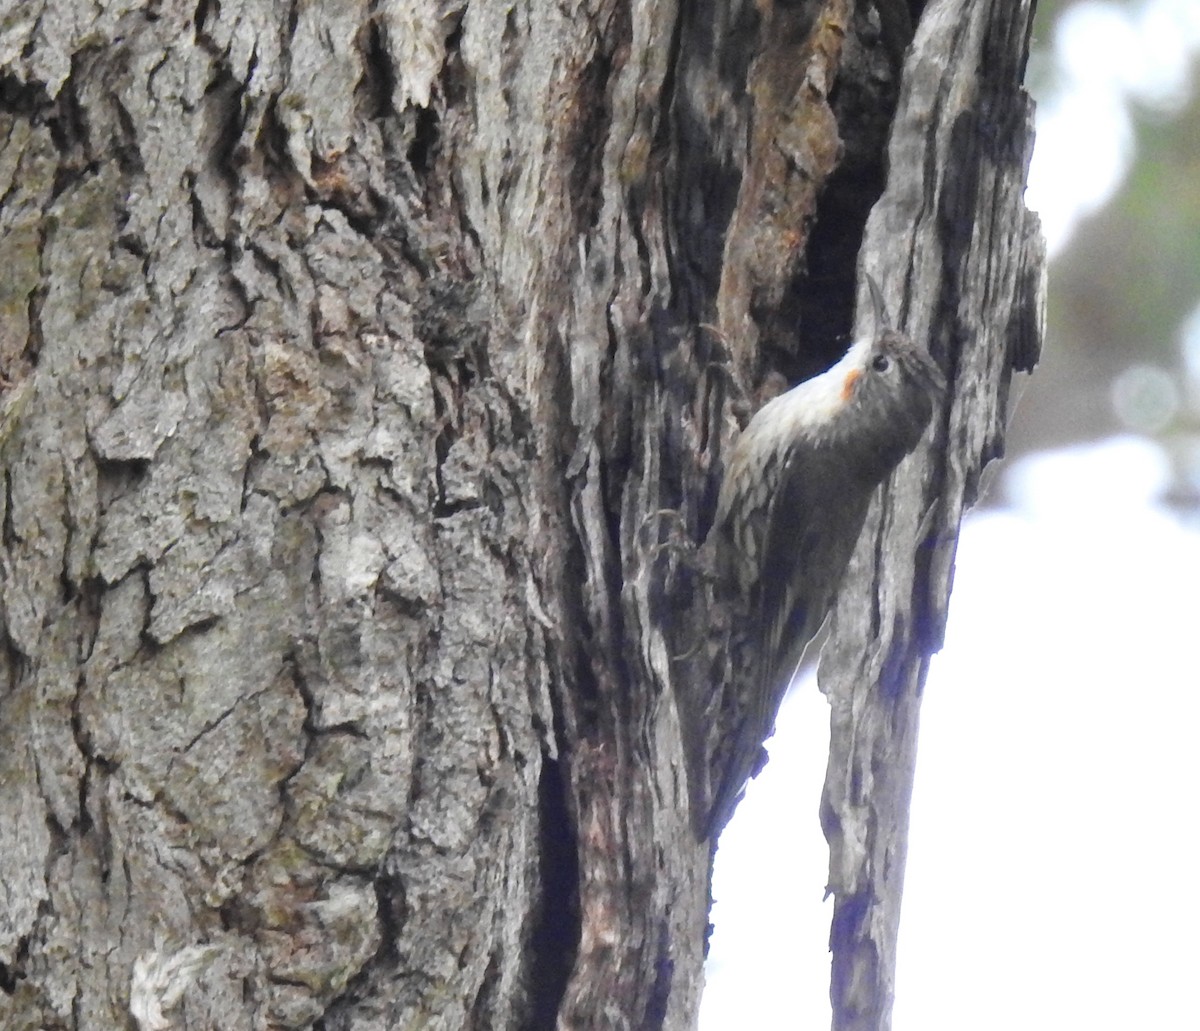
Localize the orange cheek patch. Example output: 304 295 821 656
841 368 861 401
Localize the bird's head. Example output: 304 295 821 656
829 278 945 471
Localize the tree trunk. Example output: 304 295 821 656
821 5 1043 1028
0 1 1040 1029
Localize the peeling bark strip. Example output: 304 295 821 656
821 2 1043 1030
0 2 1039 1031
717 0 852 362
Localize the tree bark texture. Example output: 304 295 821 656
821 5 1043 1030
0 1 1041 1030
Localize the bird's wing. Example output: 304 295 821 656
707 445 870 836
755 444 859 690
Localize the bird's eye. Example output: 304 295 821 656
871 354 891 373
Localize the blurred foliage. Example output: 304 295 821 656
1004 0 1200 504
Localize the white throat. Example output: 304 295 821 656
751 337 871 438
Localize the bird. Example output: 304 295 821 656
704 276 945 836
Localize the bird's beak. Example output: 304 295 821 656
865 273 891 332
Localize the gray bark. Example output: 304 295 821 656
822 4 1043 1029
0 1 1040 1030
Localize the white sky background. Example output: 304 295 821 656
701 2 1200 1027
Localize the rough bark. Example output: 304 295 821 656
0 2 1040 1030
820 4 1043 1030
